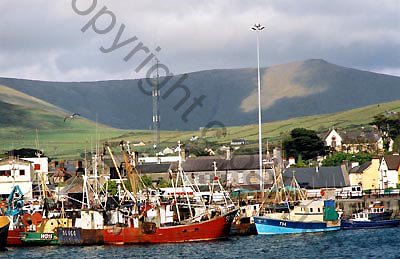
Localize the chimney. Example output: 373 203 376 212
226 147 232 160
59 160 64 169
342 160 351 170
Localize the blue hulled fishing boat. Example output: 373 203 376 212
254 200 341 235
341 203 400 229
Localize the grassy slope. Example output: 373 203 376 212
0 84 127 158
105 100 400 152
2 94 400 159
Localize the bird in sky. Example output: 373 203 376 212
64 113 81 122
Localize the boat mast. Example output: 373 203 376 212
251 23 265 195
177 141 193 219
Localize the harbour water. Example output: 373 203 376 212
2 228 399 259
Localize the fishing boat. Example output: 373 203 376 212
230 203 259 236
19 213 73 245
341 203 400 229
254 199 341 235
5 185 28 246
0 216 10 250
103 142 238 244
255 170 341 235
57 210 104 245
104 209 237 244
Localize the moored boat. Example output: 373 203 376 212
254 200 341 235
0 216 10 250
341 203 400 229
230 204 259 236
103 209 237 244
57 210 104 245
20 217 72 245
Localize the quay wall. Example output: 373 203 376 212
337 195 400 217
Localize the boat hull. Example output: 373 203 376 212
20 232 58 245
7 228 25 246
0 216 10 250
341 219 400 229
57 228 103 245
254 217 340 235
230 223 257 236
104 210 237 244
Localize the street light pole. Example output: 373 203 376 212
252 23 265 193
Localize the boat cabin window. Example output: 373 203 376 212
310 208 313 213
318 208 321 212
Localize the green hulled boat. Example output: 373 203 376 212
20 217 72 246
20 232 58 245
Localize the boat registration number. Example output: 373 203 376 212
62 230 77 237
279 222 287 227
41 233 53 240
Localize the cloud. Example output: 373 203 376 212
0 0 400 81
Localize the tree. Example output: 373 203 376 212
140 175 153 187
370 113 400 150
283 128 326 161
158 178 172 188
104 180 118 195
392 136 400 153
184 139 217 157
322 152 372 166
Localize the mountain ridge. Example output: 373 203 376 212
1 59 400 131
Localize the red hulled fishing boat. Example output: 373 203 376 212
103 209 237 244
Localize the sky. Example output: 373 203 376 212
0 0 400 81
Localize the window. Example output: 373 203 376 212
19 170 25 176
0 170 11 176
34 164 41 170
310 208 313 213
318 208 321 212
238 172 244 184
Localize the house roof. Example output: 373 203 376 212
175 154 263 172
341 130 381 144
383 155 400 170
321 128 336 140
322 128 382 144
0 158 31 166
349 161 372 173
136 163 172 174
283 166 349 189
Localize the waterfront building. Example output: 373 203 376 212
362 158 381 190
0 159 34 199
378 155 400 189
283 165 350 189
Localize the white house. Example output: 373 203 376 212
378 155 400 189
324 128 343 149
323 128 390 154
0 159 34 199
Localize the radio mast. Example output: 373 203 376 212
152 58 160 148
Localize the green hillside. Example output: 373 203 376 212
3 98 397 159
1 78 399 159
0 84 127 158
